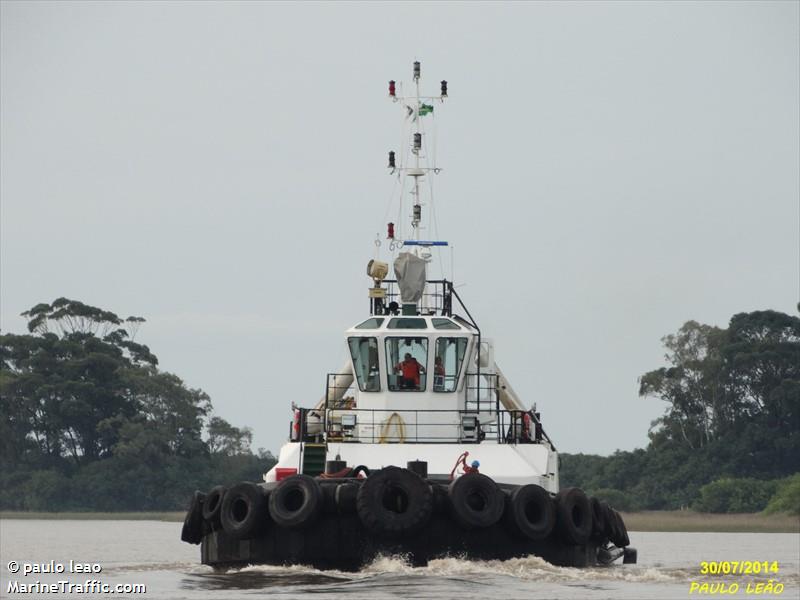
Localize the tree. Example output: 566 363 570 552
206 416 253 456
562 310 800 511
638 321 728 449
0 298 266 511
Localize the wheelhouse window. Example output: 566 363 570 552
385 337 428 391
434 337 468 392
348 337 380 392
355 318 384 330
387 318 427 329
432 318 461 330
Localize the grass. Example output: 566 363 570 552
2 510 798 532
621 510 800 533
0 511 184 521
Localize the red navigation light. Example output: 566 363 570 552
389 80 396 97
387 222 395 239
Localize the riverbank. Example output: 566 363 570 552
2 510 798 532
620 510 799 533
0 511 184 521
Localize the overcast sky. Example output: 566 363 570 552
2 1 798 456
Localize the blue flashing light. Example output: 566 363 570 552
402 240 449 247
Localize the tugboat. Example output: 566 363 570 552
181 61 637 571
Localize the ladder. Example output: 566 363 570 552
301 443 326 476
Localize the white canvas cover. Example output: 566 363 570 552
393 252 427 302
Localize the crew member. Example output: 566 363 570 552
394 353 425 389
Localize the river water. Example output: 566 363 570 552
0 520 797 599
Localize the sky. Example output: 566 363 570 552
2 1 798 456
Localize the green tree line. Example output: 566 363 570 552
560 310 800 514
0 299 276 511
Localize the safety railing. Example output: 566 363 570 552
370 279 452 317
290 406 553 447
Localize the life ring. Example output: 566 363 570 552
504 484 555 540
180 490 205 544
291 409 301 442
268 474 323 528
356 466 433 536
555 487 593 545
590 497 607 541
448 472 505 529
220 482 269 539
202 485 226 527
522 413 533 441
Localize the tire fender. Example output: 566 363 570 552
555 487 592 545
589 497 607 541
181 490 205 544
504 484 555 540
202 485 226 528
220 482 269 539
356 466 433 537
269 474 323 529
448 472 505 529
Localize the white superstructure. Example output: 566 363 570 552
265 61 559 493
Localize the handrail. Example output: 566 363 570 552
291 405 553 447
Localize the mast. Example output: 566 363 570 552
376 62 449 317
387 61 448 253
412 61 421 241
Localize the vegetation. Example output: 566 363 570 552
561 310 799 515
0 299 276 512
618 510 799 533
764 473 800 516
2 300 796 518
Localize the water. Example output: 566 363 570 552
1 520 797 599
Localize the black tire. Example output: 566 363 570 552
269 474 323 528
432 483 450 514
321 484 338 514
356 466 433 537
601 502 615 540
335 482 359 514
181 490 205 544
350 465 371 479
220 482 268 539
448 473 505 529
504 484 555 540
202 485 226 527
610 510 630 547
590 497 607 541
555 487 592 545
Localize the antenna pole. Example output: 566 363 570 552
412 61 422 242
